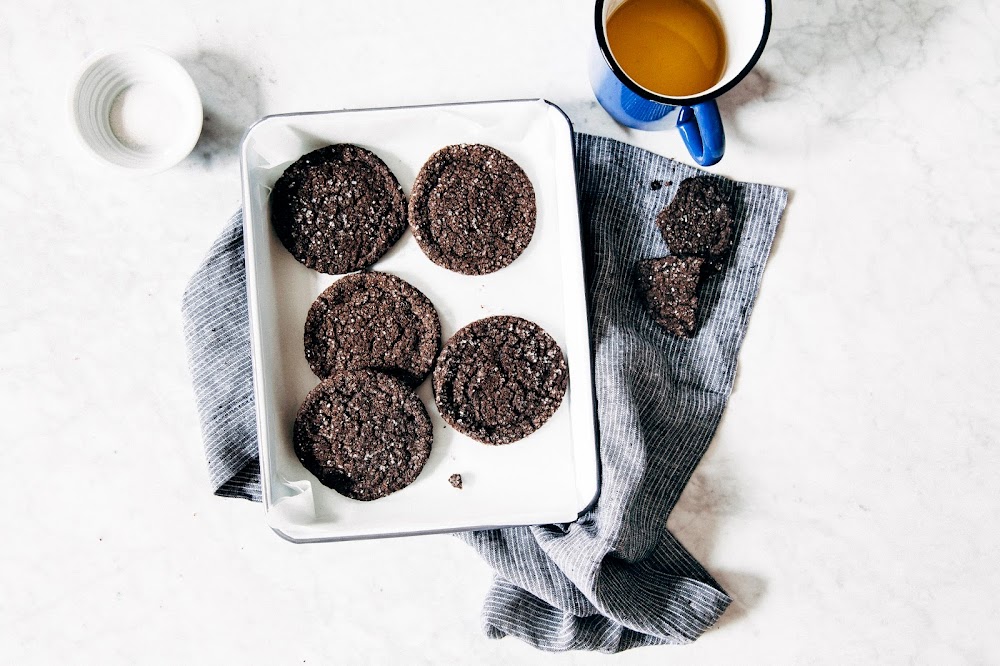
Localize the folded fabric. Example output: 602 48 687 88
181 132 787 652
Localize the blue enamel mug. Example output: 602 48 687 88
589 0 772 166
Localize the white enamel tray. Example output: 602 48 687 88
240 99 599 542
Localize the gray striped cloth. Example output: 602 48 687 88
181 133 787 652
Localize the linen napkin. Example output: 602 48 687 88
181 133 787 652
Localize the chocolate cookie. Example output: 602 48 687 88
270 144 407 274
293 370 432 501
304 271 441 386
433 316 568 446
636 256 705 338
655 176 735 268
409 144 536 275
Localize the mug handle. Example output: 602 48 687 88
676 102 725 167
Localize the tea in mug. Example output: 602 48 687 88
606 0 727 97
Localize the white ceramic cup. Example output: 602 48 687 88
69 46 203 172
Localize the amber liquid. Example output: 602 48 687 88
606 0 727 97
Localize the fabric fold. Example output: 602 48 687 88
181 211 261 502
180 133 787 652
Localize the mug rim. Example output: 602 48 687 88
594 0 773 107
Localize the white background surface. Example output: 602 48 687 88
1 0 998 663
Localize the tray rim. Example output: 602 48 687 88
239 98 601 544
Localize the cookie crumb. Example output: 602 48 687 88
449 474 463 489
650 180 662 191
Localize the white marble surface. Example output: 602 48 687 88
2 0 998 663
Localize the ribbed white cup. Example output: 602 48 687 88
69 46 203 173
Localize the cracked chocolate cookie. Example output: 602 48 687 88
293 370 432 501
433 316 568 446
304 271 441 386
654 176 735 269
270 144 407 274
636 256 705 338
409 144 536 275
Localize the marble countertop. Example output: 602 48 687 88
2 0 997 663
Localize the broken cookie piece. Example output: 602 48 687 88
654 176 735 269
449 474 463 489
636 256 705 338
